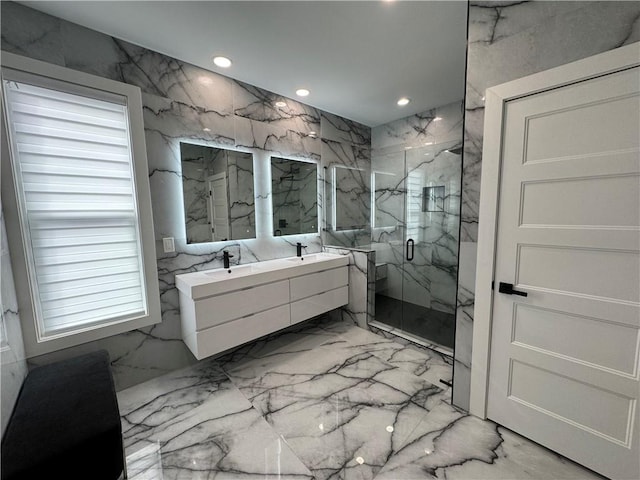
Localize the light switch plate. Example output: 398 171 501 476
162 237 175 253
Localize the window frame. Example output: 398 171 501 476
0 51 161 358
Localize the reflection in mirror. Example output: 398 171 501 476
332 165 370 230
180 142 255 243
271 157 318 236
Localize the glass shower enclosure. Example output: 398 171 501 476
370 141 462 351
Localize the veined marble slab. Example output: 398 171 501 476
223 336 449 480
335 325 453 389
118 317 603 480
322 247 375 329
118 359 313 479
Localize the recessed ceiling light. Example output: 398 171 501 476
296 88 310 97
212 56 232 68
433 116 443 121
275 101 287 108
203 127 211 132
308 131 317 137
397 97 410 106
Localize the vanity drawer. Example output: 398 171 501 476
184 304 291 360
194 279 289 330
290 285 349 324
290 266 348 302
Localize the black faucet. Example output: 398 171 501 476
296 242 307 257
223 251 234 269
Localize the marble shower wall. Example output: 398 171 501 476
0 206 27 436
372 102 463 151
409 146 462 314
371 102 464 317
0 1 371 390
452 0 640 411
323 246 376 330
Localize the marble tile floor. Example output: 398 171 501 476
117 317 604 480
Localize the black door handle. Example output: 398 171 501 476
406 238 414 261
498 282 528 297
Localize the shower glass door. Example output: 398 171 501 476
372 141 461 351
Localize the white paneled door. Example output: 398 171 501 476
487 62 640 479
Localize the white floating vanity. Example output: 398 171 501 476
175 253 349 359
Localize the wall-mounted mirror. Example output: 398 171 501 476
180 142 255 243
270 157 318 236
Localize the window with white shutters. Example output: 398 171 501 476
1 52 160 356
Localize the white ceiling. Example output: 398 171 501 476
21 1 468 127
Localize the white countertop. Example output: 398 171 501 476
175 252 349 299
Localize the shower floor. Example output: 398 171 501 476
375 294 455 349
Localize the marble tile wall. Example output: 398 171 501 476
0 1 371 390
372 102 463 152
408 145 461 315
0 207 27 436
333 165 370 231
323 246 376 330
226 151 257 240
321 113 372 248
452 0 640 411
371 102 464 320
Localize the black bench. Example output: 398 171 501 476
1 350 125 480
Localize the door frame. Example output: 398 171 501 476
469 42 640 418
208 171 229 242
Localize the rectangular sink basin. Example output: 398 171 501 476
176 252 349 299
285 253 323 263
204 264 262 279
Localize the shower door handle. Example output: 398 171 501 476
406 238 415 261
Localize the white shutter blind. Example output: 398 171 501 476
3 80 148 337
